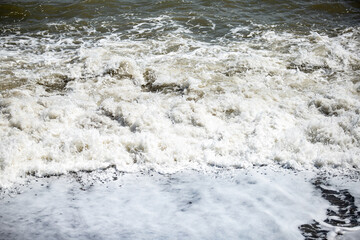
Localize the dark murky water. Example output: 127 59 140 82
1 0 359 40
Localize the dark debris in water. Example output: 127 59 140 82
299 177 360 239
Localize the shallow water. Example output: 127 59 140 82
0 168 359 240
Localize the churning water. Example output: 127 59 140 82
1 0 359 186
1 1 360 239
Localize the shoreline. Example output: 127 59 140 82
1 167 359 239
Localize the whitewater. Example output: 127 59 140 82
0 0 359 239
1 22 360 186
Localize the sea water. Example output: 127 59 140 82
0 0 359 239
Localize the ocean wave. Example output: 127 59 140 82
0 24 359 187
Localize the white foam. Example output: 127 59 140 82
0 24 359 187
0 168 329 240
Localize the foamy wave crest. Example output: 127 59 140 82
1 26 359 187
